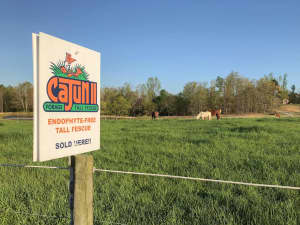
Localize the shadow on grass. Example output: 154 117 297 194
189 139 212 145
0 132 26 141
0 123 3 126
256 118 270 122
230 126 265 133
257 117 300 123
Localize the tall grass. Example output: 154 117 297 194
0 118 300 225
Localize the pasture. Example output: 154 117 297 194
0 118 300 225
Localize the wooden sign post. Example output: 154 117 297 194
70 155 94 225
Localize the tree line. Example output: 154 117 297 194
0 82 33 112
1 72 300 115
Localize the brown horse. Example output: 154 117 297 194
210 109 222 120
275 113 280 118
152 111 159 120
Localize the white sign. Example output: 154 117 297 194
32 32 100 162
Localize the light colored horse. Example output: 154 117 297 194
196 111 212 120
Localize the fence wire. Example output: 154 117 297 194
1 163 299 225
1 163 300 190
0 164 69 170
95 168 300 190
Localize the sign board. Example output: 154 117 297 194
32 32 100 162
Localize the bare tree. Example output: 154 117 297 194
16 82 33 112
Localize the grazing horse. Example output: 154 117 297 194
210 109 222 120
152 111 159 120
275 113 280 118
196 111 211 120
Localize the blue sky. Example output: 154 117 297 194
1 0 299 93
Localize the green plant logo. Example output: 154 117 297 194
50 53 89 81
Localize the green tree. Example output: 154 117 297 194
182 82 197 114
101 87 119 115
145 77 161 98
174 93 189 116
120 83 138 115
216 76 224 94
111 95 131 116
0 85 4 112
3 86 18 112
138 77 162 115
154 89 175 116
289 84 297 104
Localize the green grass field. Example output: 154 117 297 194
0 118 300 225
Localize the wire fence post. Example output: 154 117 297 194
70 155 94 225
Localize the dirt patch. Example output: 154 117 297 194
159 114 271 119
161 113 299 119
222 113 268 118
0 112 33 118
159 116 195 119
278 104 300 113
